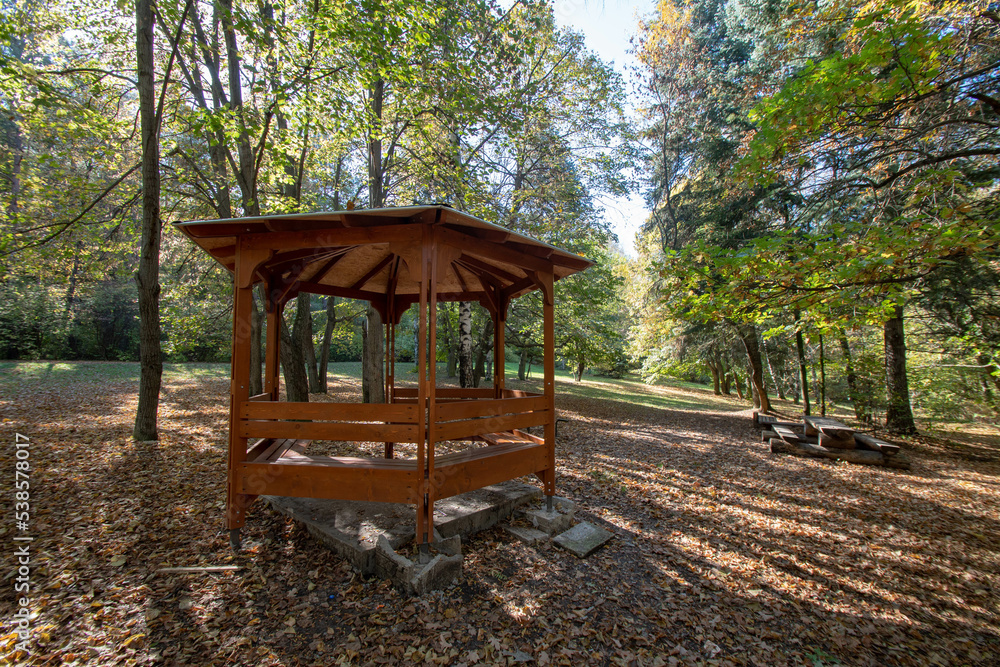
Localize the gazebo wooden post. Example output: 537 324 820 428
384 318 395 459
425 237 440 555
494 293 507 399
541 270 556 512
415 234 429 551
227 238 263 549
264 287 281 401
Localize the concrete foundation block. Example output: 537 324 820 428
502 524 549 546
524 508 575 535
410 553 463 595
553 521 613 558
374 535 414 583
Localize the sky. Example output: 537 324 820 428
551 0 659 256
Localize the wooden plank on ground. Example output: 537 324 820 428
770 438 910 470
769 425 818 445
854 433 901 456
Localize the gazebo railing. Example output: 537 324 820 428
239 401 421 443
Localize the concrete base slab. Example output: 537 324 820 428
264 480 539 592
553 521 613 558
502 524 549 546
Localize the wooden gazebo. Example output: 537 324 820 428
175 205 592 551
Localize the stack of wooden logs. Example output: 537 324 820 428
755 414 911 470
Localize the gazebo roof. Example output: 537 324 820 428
174 205 593 304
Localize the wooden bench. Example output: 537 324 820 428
765 424 817 445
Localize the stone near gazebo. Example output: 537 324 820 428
553 521 614 558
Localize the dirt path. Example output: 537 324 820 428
1 363 997 665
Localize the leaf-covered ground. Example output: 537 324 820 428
1 362 998 666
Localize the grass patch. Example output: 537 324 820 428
0 359 748 415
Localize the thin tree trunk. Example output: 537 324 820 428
362 304 385 403
459 301 474 388
518 347 528 381
249 291 263 396
444 303 458 378
738 324 770 413
763 338 786 400
279 312 309 402
361 76 386 403
472 318 493 388
296 293 322 394
709 357 721 395
839 330 865 421
318 296 336 390
133 0 163 441
818 333 826 417
795 308 810 416
733 371 744 400
884 304 916 434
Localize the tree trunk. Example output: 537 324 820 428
884 304 916 434
518 347 528 381
733 371 744 400
738 324 771 413
318 296 336 390
361 76 386 403
362 304 385 403
818 333 826 417
709 359 721 395
279 313 309 402
459 301 474 388
444 303 458 378
978 355 1000 416
133 0 163 442
794 309 810 416
249 294 263 396
763 338 786 400
295 293 322 394
574 359 585 382
839 331 866 422
472 317 493 388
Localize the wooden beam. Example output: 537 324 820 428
243 224 421 253
457 254 522 285
295 281 386 304
350 254 393 290
438 228 552 274
451 262 472 294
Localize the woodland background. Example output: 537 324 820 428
0 0 997 436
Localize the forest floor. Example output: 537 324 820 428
0 361 998 666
